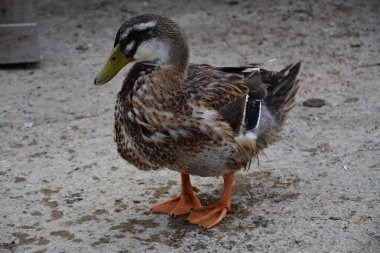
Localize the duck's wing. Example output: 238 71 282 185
186 64 268 134
187 64 249 110
186 64 249 134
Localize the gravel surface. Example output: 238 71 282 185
1 0 379 252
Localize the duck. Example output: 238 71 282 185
94 14 301 228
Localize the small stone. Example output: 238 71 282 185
303 98 326 107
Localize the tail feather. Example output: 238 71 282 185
212 61 301 154
255 62 301 152
263 62 301 121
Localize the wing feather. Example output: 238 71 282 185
186 64 249 110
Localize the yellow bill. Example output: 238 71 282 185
94 44 133 86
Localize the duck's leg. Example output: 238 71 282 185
152 173 201 216
188 172 234 228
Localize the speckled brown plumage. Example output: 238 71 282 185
114 62 247 176
114 61 300 177
95 14 301 228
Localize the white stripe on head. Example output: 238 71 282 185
133 21 157 31
122 21 157 39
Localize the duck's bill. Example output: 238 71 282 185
94 44 133 86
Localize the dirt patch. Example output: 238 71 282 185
151 180 178 199
49 230 75 241
40 188 61 197
110 219 160 234
114 199 128 213
76 215 99 224
0 242 17 252
93 209 109 215
12 232 35 245
50 209 64 220
14 177 27 183
29 152 48 158
92 236 111 246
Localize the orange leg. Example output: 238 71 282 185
152 173 202 216
188 172 234 228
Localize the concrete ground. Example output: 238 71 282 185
1 0 379 252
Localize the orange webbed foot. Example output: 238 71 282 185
188 203 229 228
152 186 201 216
188 172 235 228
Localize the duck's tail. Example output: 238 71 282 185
214 61 301 153
253 62 301 152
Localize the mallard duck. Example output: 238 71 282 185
94 14 301 228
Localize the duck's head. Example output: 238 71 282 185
94 14 189 86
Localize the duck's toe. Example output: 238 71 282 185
188 203 228 228
152 187 201 216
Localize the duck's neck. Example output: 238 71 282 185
134 35 189 74
166 39 189 73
